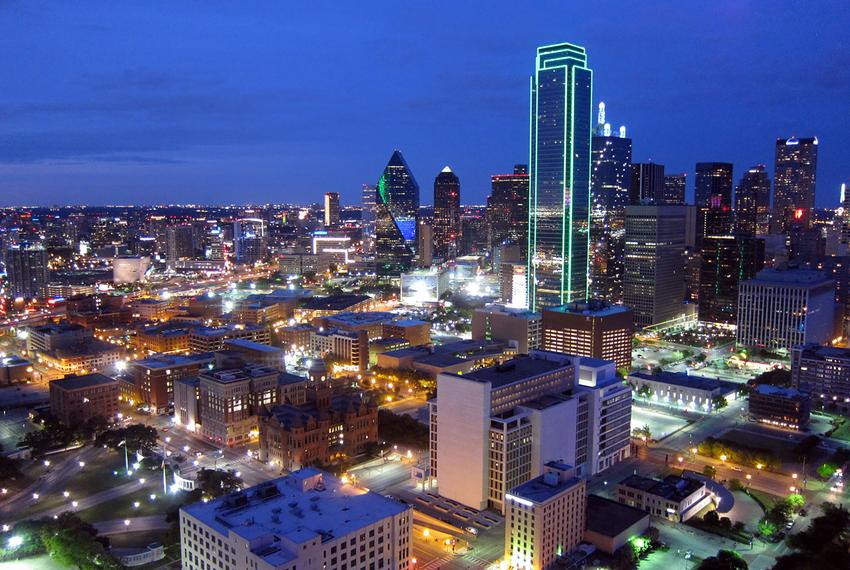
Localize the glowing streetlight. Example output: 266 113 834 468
720 454 727 462
78 461 85 468
32 493 39 500
133 501 140 508
7 536 23 549
423 529 430 538
792 473 798 480
71 501 78 508
124 519 131 527
43 459 50 467
63 491 70 498
756 464 763 470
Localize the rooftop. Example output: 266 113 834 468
132 353 214 370
630 370 739 393
30 323 86 335
463 354 573 388
509 465 582 504
324 311 396 326
225 338 283 353
51 373 117 391
190 324 266 338
201 365 280 384
753 384 809 399
387 319 429 328
545 299 632 318
299 295 370 311
585 495 648 537
796 343 850 360
619 474 705 502
747 266 833 287
181 469 407 564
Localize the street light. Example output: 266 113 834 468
720 454 727 462
792 473 798 480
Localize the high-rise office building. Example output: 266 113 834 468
361 183 377 253
528 43 593 311
541 300 634 370
4 245 49 299
663 173 687 205
233 218 266 264
323 192 340 227
629 163 665 205
623 205 687 328
166 224 195 263
737 265 837 351
417 221 433 267
590 105 632 304
432 166 461 260
698 236 765 325
792 344 850 407
773 136 818 234
376 150 419 275
695 162 734 241
488 165 529 256
735 165 771 237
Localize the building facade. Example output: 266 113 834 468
376 150 419 275
488 165 529 257
735 165 771 237
432 166 461 260
792 344 850 408
773 136 818 234
50 373 119 426
528 43 593 310
749 384 811 429
698 235 765 325
472 304 542 355
541 300 633 370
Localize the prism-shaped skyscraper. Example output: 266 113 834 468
375 150 420 275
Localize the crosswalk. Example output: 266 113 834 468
417 552 493 570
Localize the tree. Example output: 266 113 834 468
704 510 720 525
773 503 850 570
698 549 748 570
785 493 805 512
758 518 778 539
703 465 717 479
712 395 728 411
378 409 429 449
748 368 791 388
196 468 242 499
631 425 652 441
612 543 638 570
97 423 158 453
729 478 744 492
817 463 837 479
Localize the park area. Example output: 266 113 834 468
631 406 691 441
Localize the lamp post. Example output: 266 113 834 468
118 440 130 474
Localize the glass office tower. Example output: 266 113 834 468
528 43 593 311
376 150 419 275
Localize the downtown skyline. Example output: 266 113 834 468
0 2 848 207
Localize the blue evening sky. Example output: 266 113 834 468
0 1 847 207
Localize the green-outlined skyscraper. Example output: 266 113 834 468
527 43 593 310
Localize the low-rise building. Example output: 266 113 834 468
258 383 378 471
50 373 119 426
0 355 33 386
125 353 215 412
749 384 811 429
310 329 369 372
129 298 177 321
179 468 412 570
792 343 850 407
295 294 372 321
472 304 541 354
369 338 410 367
381 320 431 346
225 338 286 370
316 311 396 340
377 339 517 380
504 462 587 570
188 324 271 353
616 474 711 521
39 339 125 375
628 370 739 414
279 324 316 351
583 495 650 554
134 323 193 354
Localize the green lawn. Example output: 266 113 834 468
77 485 183 523
830 419 850 442
746 489 783 514
19 449 138 519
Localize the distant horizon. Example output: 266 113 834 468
1 3 847 207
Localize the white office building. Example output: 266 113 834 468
737 265 837 351
180 468 412 570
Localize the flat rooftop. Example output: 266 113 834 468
201 365 280 384
463 355 571 388
619 474 704 502
748 267 832 286
324 311 395 326
796 343 850 360
51 373 116 391
182 469 407 565
510 469 582 504
132 353 214 370
545 300 632 318
30 323 86 335
630 370 738 393
190 324 266 337
753 384 809 399
225 338 283 353
585 495 648 537
299 295 370 311
387 319 428 327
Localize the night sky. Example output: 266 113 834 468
1 1 848 207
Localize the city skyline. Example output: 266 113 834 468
1 2 848 207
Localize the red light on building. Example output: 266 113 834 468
794 208 804 220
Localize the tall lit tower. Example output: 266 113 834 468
528 43 593 311
433 166 461 260
735 165 771 237
323 192 340 227
375 150 420 275
773 136 818 233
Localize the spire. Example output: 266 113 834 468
387 150 407 167
441 165 452 173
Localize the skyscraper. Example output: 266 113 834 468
698 236 765 325
590 104 632 303
735 165 771 237
233 218 266 264
5 245 49 299
624 205 687 328
487 165 529 256
323 192 340 227
773 136 818 233
166 224 195 263
361 183 377 253
432 166 461 260
663 173 687 205
629 163 665 205
695 162 734 241
375 150 420 275
528 43 593 311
